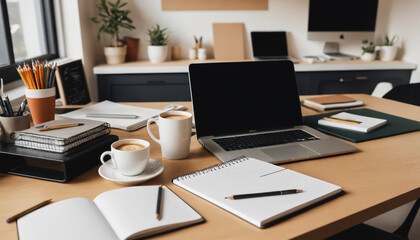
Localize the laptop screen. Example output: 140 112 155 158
189 61 303 138
251 31 288 57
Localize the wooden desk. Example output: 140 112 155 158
2 94 420 239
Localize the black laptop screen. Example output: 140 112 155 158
189 61 303 138
251 31 288 57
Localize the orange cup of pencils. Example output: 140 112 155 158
17 60 57 124
25 88 56 124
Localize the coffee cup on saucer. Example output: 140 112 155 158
100 139 150 176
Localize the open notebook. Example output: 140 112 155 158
172 156 342 228
17 186 203 240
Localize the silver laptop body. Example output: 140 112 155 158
188 61 357 164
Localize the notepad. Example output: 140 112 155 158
318 112 387 133
11 118 110 152
172 156 342 228
17 186 204 240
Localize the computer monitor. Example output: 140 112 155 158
307 0 378 59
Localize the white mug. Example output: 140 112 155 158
100 139 150 176
147 111 192 159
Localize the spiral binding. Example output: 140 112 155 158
172 156 249 182
12 123 111 146
14 128 110 153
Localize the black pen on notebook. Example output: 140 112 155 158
6 199 53 223
155 185 163 220
225 189 303 200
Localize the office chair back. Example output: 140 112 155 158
383 83 420 106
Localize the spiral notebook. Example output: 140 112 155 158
12 119 110 153
172 156 342 228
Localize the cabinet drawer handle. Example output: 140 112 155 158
339 76 369 82
147 80 165 85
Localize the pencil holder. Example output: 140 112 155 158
25 87 56 125
0 111 30 143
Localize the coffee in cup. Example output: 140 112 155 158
116 143 146 151
163 114 189 120
147 111 192 159
100 139 150 176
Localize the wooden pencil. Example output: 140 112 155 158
5 199 52 223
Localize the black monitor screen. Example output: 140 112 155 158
308 0 378 32
251 32 288 57
188 61 303 138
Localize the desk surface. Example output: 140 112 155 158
93 59 417 75
2 94 420 240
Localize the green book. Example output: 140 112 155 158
303 108 420 143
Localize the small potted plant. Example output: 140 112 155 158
91 0 135 65
361 40 376 61
378 35 399 61
147 24 169 63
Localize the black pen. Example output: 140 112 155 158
4 95 14 117
225 189 303 200
17 99 27 116
155 185 163 220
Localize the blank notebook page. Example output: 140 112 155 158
173 157 341 228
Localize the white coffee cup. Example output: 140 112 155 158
100 139 150 176
147 111 192 159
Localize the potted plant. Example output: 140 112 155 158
91 0 135 65
147 24 169 63
378 35 399 61
361 39 376 61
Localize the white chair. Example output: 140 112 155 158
371 82 393 98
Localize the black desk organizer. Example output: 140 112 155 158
0 134 118 182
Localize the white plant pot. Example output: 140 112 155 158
148 45 168 63
361 52 375 61
378 45 398 61
104 45 127 65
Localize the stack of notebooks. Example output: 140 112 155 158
11 119 111 153
60 100 163 131
302 95 364 111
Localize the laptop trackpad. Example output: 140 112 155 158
261 144 320 161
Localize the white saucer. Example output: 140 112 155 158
98 158 164 185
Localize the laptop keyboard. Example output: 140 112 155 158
213 130 319 151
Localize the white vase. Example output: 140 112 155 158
378 45 398 61
147 45 168 63
104 45 127 65
361 52 375 61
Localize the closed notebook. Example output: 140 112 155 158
172 156 342 228
60 100 163 131
12 119 110 152
18 186 204 240
318 112 387 133
304 108 420 142
303 95 363 111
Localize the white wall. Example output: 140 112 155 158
383 0 420 83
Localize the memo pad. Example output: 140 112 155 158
303 108 420 142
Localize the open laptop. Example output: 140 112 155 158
188 61 357 164
251 31 298 62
